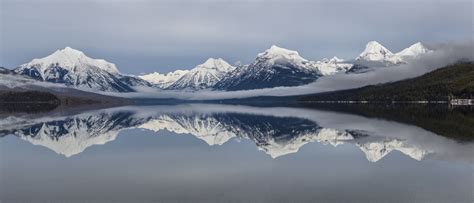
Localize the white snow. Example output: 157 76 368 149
252 45 352 76
13 47 146 92
139 69 190 88
10 41 434 92
19 47 119 77
168 58 236 89
396 42 432 58
356 41 432 64
313 56 353 76
356 41 395 62
257 45 307 63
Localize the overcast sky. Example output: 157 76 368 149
1 0 472 74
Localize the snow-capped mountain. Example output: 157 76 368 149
137 42 430 91
214 46 355 91
355 41 432 65
14 47 151 92
139 69 190 88
395 42 432 59
356 41 395 61
166 58 236 90
10 41 433 92
347 41 432 73
315 56 353 75
214 45 325 91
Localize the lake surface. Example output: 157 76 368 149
0 104 473 202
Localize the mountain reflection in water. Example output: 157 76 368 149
1 104 472 163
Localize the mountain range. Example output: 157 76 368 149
10 41 432 92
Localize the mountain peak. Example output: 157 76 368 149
257 45 306 62
321 56 343 63
406 42 426 50
196 57 234 72
24 47 119 74
269 44 288 51
201 57 227 67
50 46 86 58
328 56 344 63
139 69 190 88
61 46 83 53
364 41 392 54
265 45 300 55
167 57 236 90
357 41 393 61
396 42 431 57
366 40 384 47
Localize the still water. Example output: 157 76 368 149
0 104 473 202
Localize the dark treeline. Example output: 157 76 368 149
300 63 474 102
0 91 60 103
0 91 60 113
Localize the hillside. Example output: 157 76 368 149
300 63 474 102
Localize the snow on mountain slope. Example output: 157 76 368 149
14 47 149 92
347 41 434 73
395 42 432 59
134 41 434 91
257 45 308 64
9 41 434 92
18 47 119 76
355 41 401 64
139 70 190 88
314 57 353 75
213 46 358 91
214 45 325 91
327 56 344 63
166 58 236 90
355 41 433 66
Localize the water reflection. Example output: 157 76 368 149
1 104 472 163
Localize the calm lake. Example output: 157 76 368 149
1 104 473 202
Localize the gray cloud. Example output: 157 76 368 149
1 0 472 74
